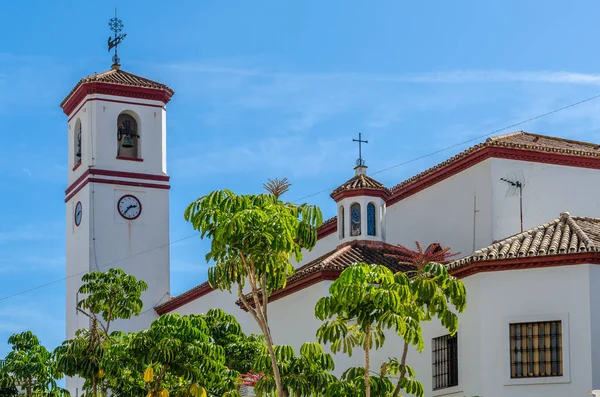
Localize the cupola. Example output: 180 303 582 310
332 135 390 244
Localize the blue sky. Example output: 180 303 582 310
3 0 600 356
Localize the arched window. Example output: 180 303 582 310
74 119 82 167
117 112 140 159
350 203 361 236
338 206 345 239
367 203 376 236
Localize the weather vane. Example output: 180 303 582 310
107 9 127 67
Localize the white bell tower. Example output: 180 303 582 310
61 63 174 343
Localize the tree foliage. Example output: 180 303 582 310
184 188 323 397
0 331 67 397
54 269 149 396
315 260 466 397
253 342 336 397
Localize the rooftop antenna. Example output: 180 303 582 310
107 8 127 67
500 170 526 233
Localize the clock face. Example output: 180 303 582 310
117 195 142 220
74 201 82 226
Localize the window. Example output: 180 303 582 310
510 321 562 379
367 203 376 236
432 333 458 390
117 112 140 159
74 119 82 167
350 203 361 236
338 206 345 239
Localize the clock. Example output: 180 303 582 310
74 201 82 226
117 195 142 220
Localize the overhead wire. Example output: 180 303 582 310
2 91 600 304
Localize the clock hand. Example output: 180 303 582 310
123 204 138 215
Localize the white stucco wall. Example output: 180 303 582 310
589 265 600 389
245 264 597 397
297 232 337 266
172 288 260 335
385 160 493 257
65 94 171 395
66 95 168 185
490 158 600 240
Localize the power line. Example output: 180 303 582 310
2 91 600 304
0 233 199 304
293 92 600 202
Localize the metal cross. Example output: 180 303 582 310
353 133 368 166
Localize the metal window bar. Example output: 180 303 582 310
432 333 458 390
510 320 562 378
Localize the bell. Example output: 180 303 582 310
122 136 134 148
76 148 81 158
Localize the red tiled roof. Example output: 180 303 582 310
291 240 413 281
61 66 174 108
331 173 390 199
236 240 415 309
154 281 213 315
390 131 600 194
448 212 600 270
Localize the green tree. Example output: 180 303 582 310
385 243 466 397
1 331 67 397
202 309 264 375
125 314 239 397
185 188 322 396
253 342 336 397
325 367 393 397
315 263 412 397
54 268 148 396
0 370 17 397
315 261 465 397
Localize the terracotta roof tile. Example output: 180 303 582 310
61 66 174 108
331 173 390 198
236 241 415 308
390 131 600 193
448 212 600 270
290 241 413 281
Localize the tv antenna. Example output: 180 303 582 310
500 170 526 233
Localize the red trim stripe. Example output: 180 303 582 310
67 97 166 123
65 178 170 202
65 169 169 196
63 82 172 116
155 283 214 315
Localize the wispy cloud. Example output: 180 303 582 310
160 62 600 85
0 222 63 243
171 134 351 179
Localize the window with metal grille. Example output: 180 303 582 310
432 333 458 390
509 320 562 378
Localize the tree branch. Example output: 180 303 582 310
392 340 410 397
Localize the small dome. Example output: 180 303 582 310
331 166 390 201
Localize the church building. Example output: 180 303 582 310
61 45 600 396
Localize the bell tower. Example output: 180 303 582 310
61 16 174 346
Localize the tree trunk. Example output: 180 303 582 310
263 328 284 397
92 375 97 397
365 323 371 397
239 256 284 397
392 340 410 397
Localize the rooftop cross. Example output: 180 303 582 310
352 133 368 167
107 8 127 67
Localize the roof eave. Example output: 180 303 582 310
61 81 175 116
331 188 391 202
449 251 600 279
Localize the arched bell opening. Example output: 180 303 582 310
117 111 141 159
